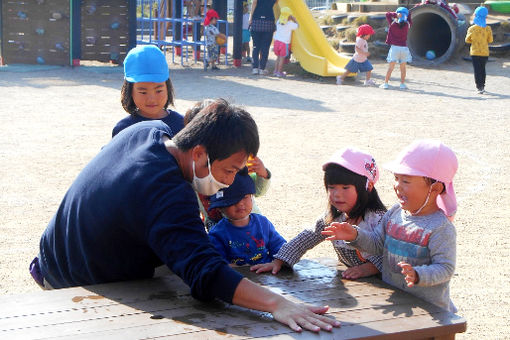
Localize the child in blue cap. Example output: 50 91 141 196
465 6 493 94
380 7 412 90
208 167 286 266
112 45 184 138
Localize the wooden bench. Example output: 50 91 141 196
0 258 466 339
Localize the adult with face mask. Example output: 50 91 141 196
30 99 340 333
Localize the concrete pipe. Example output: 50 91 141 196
408 4 467 65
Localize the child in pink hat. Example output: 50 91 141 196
251 147 387 280
322 139 459 312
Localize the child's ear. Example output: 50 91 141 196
431 181 445 195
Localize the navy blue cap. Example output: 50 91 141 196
209 168 255 210
124 45 169 83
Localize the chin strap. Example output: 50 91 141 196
411 185 432 216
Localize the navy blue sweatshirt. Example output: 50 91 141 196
39 120 243 302
111 109 184 138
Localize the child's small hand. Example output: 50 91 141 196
250 259 284 274
247 156 269 179
397 261 418 287
321 222 357 241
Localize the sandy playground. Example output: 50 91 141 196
1 54 510 339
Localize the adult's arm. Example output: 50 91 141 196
249 0 257 25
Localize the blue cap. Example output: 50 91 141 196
209 168 255 210
473 6 488 27
124 45 169 83
396 7 409 23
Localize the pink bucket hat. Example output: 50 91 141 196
384 139 458 218
323 147 379 188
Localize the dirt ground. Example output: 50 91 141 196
1 53 510 339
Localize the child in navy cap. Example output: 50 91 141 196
208 167 285 266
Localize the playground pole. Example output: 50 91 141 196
233 0 243 67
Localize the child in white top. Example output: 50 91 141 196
322 140 459 312
204 9 221 70
272 7 298 77
251 147 387 280
336 24 376 86
242 2 252 63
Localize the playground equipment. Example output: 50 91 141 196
0 0 136 66
408 3 467 65
137 0 229 68
277 0 350 76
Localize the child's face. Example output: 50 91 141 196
362 34 371 41
243 5 248 13
132 81 168 119
211 17 218 25
393 174 432 214
222 194 253 222
327 184 358 215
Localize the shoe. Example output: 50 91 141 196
336 76 343 85
379 82 389 89
246 57 252 63
478 87 485 94
364 79 376 86
273 71 283 77
211 65 219 71
252 68 259 75
399 83 408 90
259 69 268 75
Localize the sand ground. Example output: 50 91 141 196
1 54 510 339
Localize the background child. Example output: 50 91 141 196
204 9 221 70
184 99 272 231
336 24 376 86
242 1 252 63
208 168 285 266
251 147 387 279
380 7 412 90
321 139 458 312
273 7 298 77
465 6 493 94
112 45 183 138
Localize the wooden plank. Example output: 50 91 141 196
0 259 466 339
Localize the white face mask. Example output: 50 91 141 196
191 155 229 196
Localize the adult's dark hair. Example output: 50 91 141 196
323 163 386 224
173 98 259 162
120 79 175 115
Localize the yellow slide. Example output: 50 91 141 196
277 0 350 77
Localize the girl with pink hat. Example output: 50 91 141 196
322 139 459 313
251 147 387 280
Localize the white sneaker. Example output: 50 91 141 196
379 82 389 89
252 68 259 75
364 79 376 86
336 76 343 85
259 69 268 75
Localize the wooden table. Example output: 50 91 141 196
0 258 466 339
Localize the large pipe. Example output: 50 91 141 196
408 4 467 65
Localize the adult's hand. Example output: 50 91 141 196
232 278 340 332
272 298 340 333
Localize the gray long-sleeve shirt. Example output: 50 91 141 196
275 210 385 271
351 204 457 312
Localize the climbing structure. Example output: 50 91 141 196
137 0 229 67
0 0 136 66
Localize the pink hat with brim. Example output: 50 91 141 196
323 147 379 187
384 139 458 218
